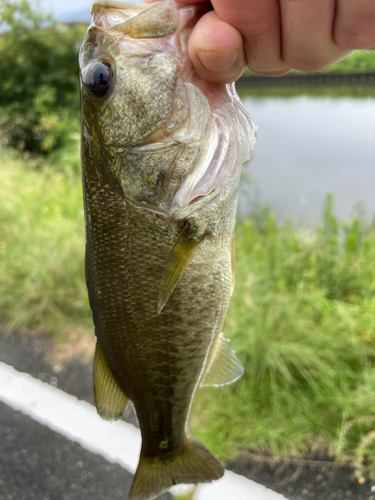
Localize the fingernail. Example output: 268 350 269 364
196 48 239 72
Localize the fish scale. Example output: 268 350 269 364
84 158 236 440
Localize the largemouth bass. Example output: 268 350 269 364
79 1 256 499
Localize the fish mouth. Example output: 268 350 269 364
88 0 206 67
92 0 149 14
90 0 187 41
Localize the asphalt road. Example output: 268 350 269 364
0 401 137 500
0 328 170 500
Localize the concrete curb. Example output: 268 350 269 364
0 362 286 500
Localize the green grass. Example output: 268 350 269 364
243 49 375 76
3 148 375 478
0 147 91 337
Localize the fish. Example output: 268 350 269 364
79 1 256 499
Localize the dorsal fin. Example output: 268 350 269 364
158 223 205 314
93 339 129 421
200 333 244 387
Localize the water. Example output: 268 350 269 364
238 90 375 225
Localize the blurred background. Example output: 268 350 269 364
1 0 375 498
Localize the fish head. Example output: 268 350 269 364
79 0 256 217
80 1 189 147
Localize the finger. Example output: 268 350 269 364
145 0 290 77
280 0 349 72
209 0 290 75
334 0 375 50
188 11 246 83
143 0 207 5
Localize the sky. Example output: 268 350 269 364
40 0 142 19
41 0 92 18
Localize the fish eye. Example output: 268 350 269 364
84 61 113 97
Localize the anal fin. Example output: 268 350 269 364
200 333 243 387
93 340 129 421
158 223 205 314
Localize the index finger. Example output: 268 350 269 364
143 0 247 83
173 0 290 75
210 0 289 75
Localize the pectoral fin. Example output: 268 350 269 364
158 223 205 314
93 340 129 421
200 333 244 387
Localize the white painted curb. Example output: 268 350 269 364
0 362 286 500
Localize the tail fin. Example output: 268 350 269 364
128 437 224 500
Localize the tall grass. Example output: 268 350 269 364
0 148 90 336
192 196 375 475
3 148 375 477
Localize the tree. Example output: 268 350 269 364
0 0 85 154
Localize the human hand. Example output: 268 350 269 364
146 0 375 84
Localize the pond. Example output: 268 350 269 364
237 86 375 225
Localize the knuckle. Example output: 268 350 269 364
243 21 275 38
334 14 375 49
248 63 290 75
283 54 329 73
335 31 375 50
249 68 291 77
